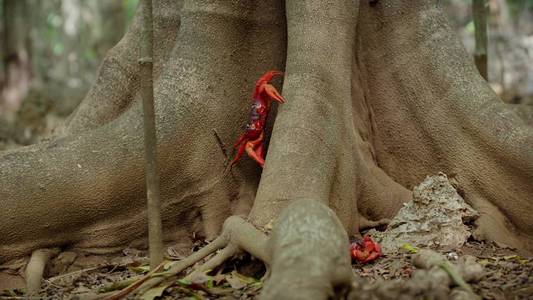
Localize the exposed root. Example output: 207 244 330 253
25 248 59 296
359 216 390 231
183 243 240 282
86 199 353 299
260 199 353 300
97 216 267 298
412 250 477 297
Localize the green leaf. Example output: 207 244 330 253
224 271 258 290
503 255 518 260
163 261 175 270
478 259 491 266
401 243 419 254
206 278 214 289
465 20 475 33
177 279 192 286
129 265 151 273
246 281 263 292
234 271 259 283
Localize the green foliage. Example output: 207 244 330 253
507 0 532 17
124 0 139 26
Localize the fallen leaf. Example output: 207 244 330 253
478 259 491 266
402 243 418 254
503 255 518 261
140 284 169 300
175 286 206 300
226 275 246 290
191 272 214 288
128 265 151 273
232 270 258 284
177 278 192 286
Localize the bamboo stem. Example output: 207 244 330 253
140 0 163 269
473 0 488 80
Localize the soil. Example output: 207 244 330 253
1 238 531 299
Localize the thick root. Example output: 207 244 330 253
25 248 60 296
120 216 268 298
261 199 353 300
101 199 353 300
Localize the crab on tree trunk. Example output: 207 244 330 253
0 0 532 298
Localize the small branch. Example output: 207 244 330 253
46 266 102 284
184 244 239 281
98 278 138 293
412 250 476 296
101 261 165 300
213 129 238 179
436 263 474 294
140 0 163 269
212 129 229 160
137 235 229 294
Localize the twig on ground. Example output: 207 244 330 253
100 261 165 300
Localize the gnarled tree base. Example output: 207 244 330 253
0 0 532 298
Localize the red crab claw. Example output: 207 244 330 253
254 70 286 103
257 70 283 83
264 84 285 103
350 235 381 264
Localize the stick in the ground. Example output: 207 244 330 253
139 0 163 269
25 248 60 296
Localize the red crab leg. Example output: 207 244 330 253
245 132 265 167
233 134 247 149
364 251 380 263
256 142 265 160
230 137 248 167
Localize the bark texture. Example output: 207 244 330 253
261 199 352 300
0 0 532 271
358 1 533 252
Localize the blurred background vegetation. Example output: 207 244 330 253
0 0 531 150
0 0 138 147
443 0 533 104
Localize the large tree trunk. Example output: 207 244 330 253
0 0 532 280
358 1 532 251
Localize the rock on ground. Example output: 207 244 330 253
369 173 479 254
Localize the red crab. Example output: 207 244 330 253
230 70 285 168
350 235 381 263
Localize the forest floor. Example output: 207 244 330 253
0 237 531 299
